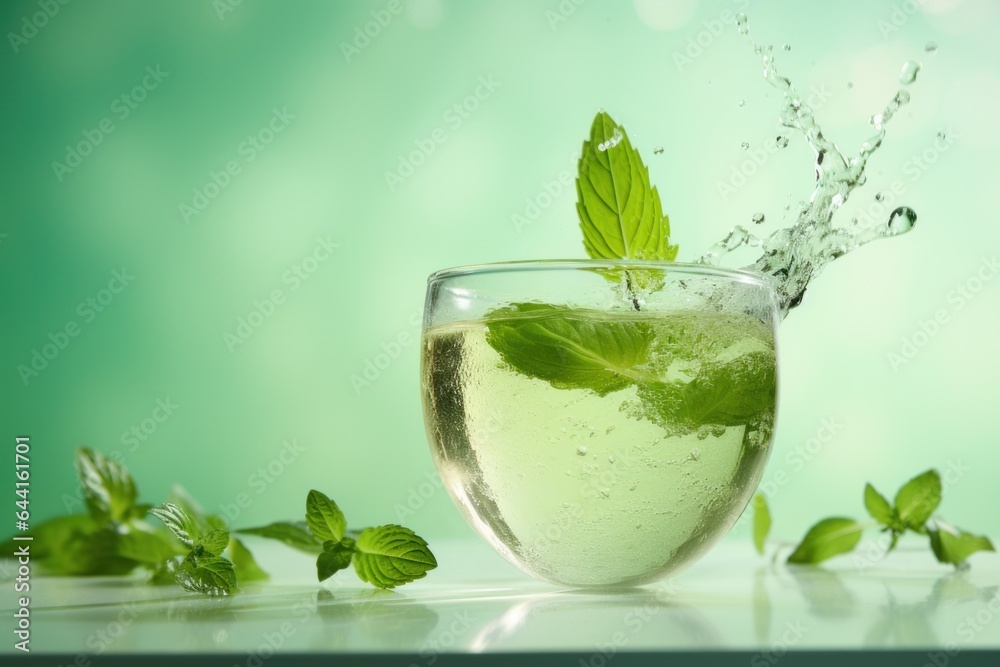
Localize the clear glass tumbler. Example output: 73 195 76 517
421 260 779 587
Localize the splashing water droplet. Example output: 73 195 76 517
689 448 701 461
653 145 664 155
577 446 588 456
925 41 938 54
741 141 750 150
701 16 921 316
847 81 854 89
899 60 921 85
886 206 917 235
738 98 745 107
608 454 616 463
936 130 947 141
875 192 885 202
775 135 789 149
782 44 791 51
752 212 765 224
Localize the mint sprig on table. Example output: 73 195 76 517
1 448 435 596
239 490 437 589
752 469 994 567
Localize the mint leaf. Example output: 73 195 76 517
317 537 356 582
229 538 269 583
148 503 200 548
175 554 237 596
485 303 654 396
864 484 895 526
237 521 323 554
894 470 942 531
787 518 865 565
197 528 231 557
576 111 677 263
116 529 185 565
928 522 995 567
9 516 139 576
75 447 137 525
752 494 770 555
167 485 227 534
352 525 437 589
306 490 347 543
679 352 776 426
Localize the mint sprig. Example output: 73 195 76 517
149 502 239 596
243 489 438 589
753 469 994 567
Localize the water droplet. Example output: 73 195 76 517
936 130 947 141
577 446 588 456
653 145 664 155
887 206 917 234
741 141 750 150
597 127 623 152
874 192 885 202
847 81 854 89
925 41 938 54
775 135 789 149
738 98 745 107
735 12 747 25
899 60 921 85
689 448 701 461
782 44 791 51
752 212 765 224
608 454 616 463
896 89 911 105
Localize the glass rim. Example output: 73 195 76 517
427 259 770 288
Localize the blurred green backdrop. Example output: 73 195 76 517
3 0 998 547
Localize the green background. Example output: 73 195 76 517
3 0 998 548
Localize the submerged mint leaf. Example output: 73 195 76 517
75 447 138 526
787 518 865 565
928 522 995 567
237 521 323 554
317 537 356 582
306 490 347 543
485 303 654 396
149 503 200 548
752 494 771 555
352 525 437 589
175 554 237 596
576 111 678 263
229 538 269 583
864 483 895 526
894 470 942 532
679 352 776 426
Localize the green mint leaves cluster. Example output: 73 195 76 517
2 448 435 596
239 490 437 589
753 469 994 567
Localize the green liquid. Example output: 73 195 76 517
421 309 776 586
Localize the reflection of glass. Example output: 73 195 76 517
421 261 779 587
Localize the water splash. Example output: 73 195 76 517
701 15 918 317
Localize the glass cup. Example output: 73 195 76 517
421 260 779 587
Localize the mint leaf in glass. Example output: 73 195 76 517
352 525 437 589
787 518 865 564
894 470 941 532
752 493 771 555
148 503 201 548
306 489 347 543
577 111 677 264
485 303 654 396
317 537 356 582
75 447 137 526
237 521 323 554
